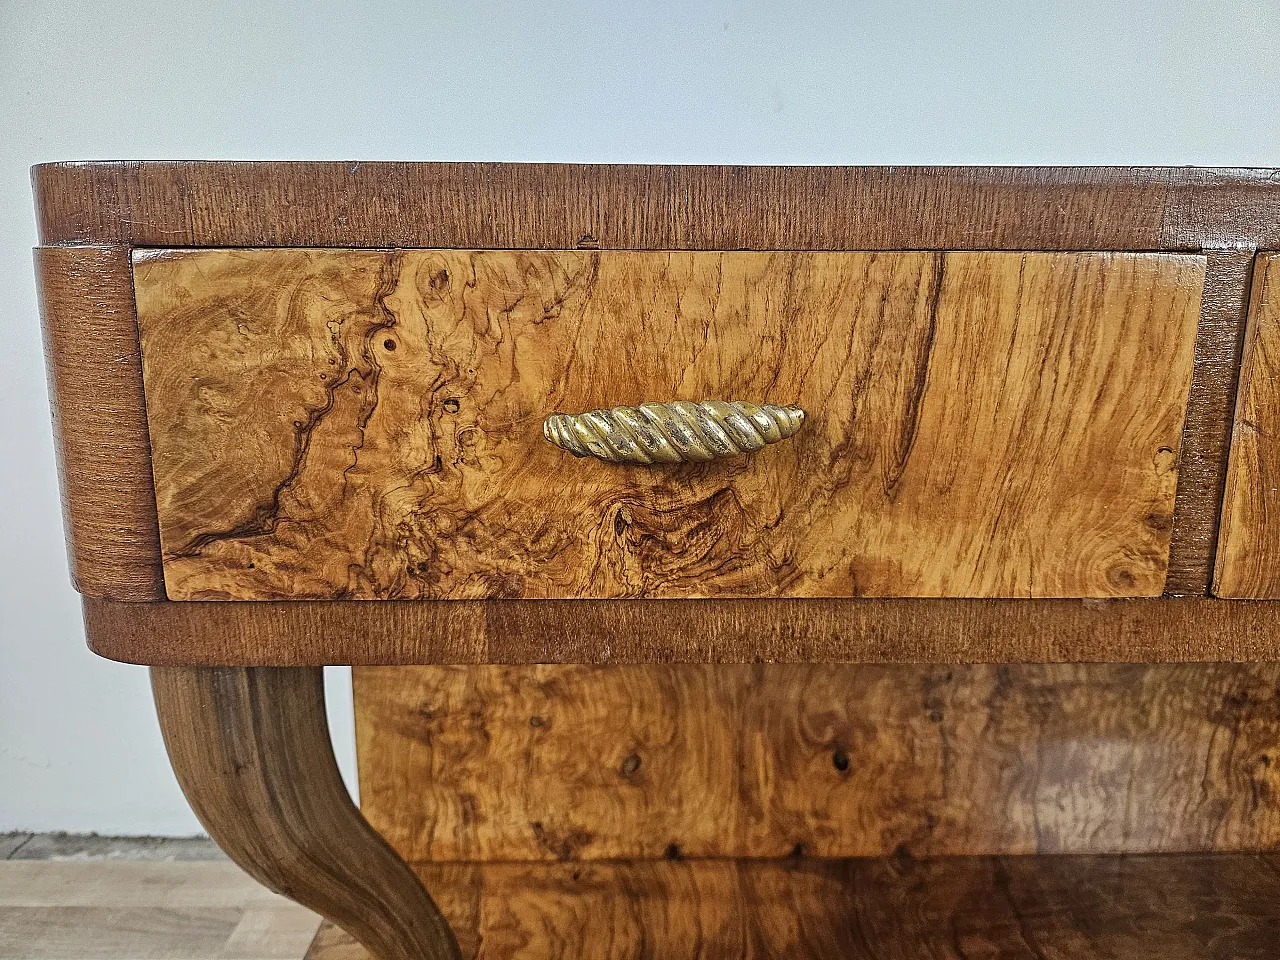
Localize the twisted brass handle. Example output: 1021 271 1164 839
542 400 806 464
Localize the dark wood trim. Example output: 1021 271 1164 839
35 245 165 600
32 162 1280 250
151 665 460 960
1164 249 1257 595
91 597 1280 666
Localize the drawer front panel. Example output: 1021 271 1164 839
1215 254 1280 597
133 249 1204 600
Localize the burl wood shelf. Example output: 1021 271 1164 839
306 853 1280 960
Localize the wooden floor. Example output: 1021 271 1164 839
0 837 321 960
307 853 1280 960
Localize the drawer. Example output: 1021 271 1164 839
1215 253 1280 597
132 249 1205 600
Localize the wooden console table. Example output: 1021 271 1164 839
33 162 1280 959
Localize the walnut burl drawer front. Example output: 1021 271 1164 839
132 249 1204 601
1215 255 1280 598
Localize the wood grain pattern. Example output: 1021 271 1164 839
82 595 1280 665
151 666 460 960
1215 255 1280 597
306 854 1280 960
0 861 321 960
31 163 1280 251
34 165 1280 608
1164 249 1257 595
133 249 1204 601
354 663 1280 862
34 245 165 600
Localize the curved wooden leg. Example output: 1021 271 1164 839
152 666 460 960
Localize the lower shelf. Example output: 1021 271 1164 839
305 852 1280 959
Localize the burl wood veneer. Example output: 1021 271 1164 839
355 663 1280 863
1216 254 1280 597
133 249 1204 601
307 853 1280 960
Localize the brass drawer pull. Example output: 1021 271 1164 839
543 400 806 464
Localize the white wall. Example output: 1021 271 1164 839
1 0 1278 834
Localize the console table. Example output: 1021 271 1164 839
33 162 1280 959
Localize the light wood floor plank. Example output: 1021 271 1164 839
219 906 327 960
0 862 288 908
0 863 320 960
0 907 240 959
